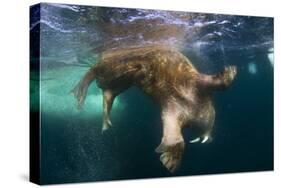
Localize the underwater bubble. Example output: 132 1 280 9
248 62 257 75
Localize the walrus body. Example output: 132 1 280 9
72 45 237 173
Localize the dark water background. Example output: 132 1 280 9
30 3 273 184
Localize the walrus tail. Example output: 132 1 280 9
71 65 96 109
198 65 237 91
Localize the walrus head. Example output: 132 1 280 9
155 65 237 173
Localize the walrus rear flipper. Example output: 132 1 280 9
198 66 237 91
71 66 96 109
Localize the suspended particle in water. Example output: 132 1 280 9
248 62 257 75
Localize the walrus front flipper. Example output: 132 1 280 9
198 66 237 91
71 66 96 109
102 90 116 133
156 103 185 173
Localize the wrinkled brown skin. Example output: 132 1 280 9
72 45 237 173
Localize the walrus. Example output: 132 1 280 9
71 45 237 173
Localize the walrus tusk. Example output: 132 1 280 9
201 136 209 143
190 137 201 143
